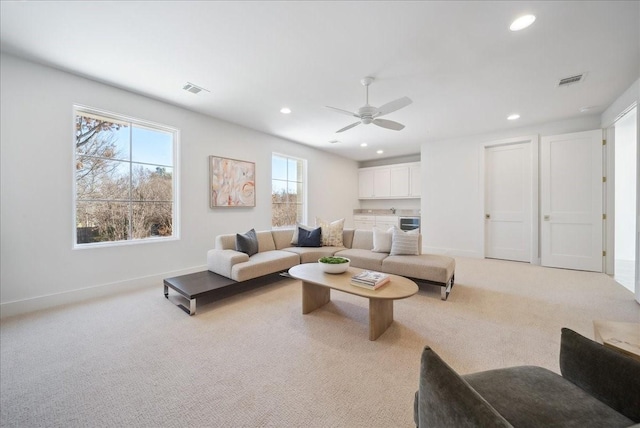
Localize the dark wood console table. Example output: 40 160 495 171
164 271 236 315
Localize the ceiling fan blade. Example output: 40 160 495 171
336 121 361 133
376 96 412 116
326 106 360 118
372 118 405 131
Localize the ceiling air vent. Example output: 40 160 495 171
182 82 209 94
558 74 585 87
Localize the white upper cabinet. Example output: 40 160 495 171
373 169 391 198
358 162 421 199
358 169 375 198
390 166 410 197
410 164 421 197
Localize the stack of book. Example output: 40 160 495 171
350 270 390 290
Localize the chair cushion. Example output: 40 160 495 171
464 366 635 428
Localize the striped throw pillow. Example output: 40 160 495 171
390 228 419 255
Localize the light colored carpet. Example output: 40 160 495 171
1 257 638 428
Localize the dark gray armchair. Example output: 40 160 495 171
414 328 640 427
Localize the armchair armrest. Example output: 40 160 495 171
560 327 640 422
207 249 249 279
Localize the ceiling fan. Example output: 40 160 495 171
326 77 412 133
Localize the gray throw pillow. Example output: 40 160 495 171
236 228 258 256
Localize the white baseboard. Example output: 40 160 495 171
0 265 207 319
422 246 482 259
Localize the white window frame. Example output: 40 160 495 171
72 105 180 249
271 152 307 228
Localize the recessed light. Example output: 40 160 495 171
510 14 536 31
280 107 291 114
360 143 368 147
376 150 384 154
507 114 520 121
328 140 340 144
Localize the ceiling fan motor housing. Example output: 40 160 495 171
358 105 378 124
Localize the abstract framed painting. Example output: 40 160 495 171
209 156 256 207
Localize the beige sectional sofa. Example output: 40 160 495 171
207 228 456 300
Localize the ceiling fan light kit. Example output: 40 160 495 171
326 77 412 133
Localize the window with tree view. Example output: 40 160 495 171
272 154 305 227
74 107 177 246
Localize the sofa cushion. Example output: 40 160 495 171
350 229 374 250
382 254 455 284
207 249 250 279
341 228 355 249
334 248 387 271
464 366 635 428
255 230 276 252
316 217 344 247
372 226 394 253
390 227 420 255
283 246 345 264
236 228 258 256
230 250 299 282
298 226 322 247
271 229 295 250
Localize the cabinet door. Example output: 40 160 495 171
358 170 375 198
410 164 421 197
373 169 391 198
390 167 410 197
354 221 375 230
354 216 376 230
375 215 398 230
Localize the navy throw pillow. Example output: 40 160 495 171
236 228 258 256
297 226 322 247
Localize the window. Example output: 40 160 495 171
74 106 178 247
272 154 306 227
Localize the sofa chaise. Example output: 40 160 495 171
207 228 456 300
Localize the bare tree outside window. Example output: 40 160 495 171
74 108 177 246
272 154 305 227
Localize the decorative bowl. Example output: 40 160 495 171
318 256 350 274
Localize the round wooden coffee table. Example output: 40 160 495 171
288 263 418 340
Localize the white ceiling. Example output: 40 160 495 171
1 1 638 161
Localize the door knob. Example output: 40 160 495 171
485 214 490 219
544 215 550 221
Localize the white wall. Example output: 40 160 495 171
614 107 637 260
601 78 640 303
0 53 359 316
420 115 602 258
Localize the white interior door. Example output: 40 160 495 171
485 143 532 262
541 130 603 272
